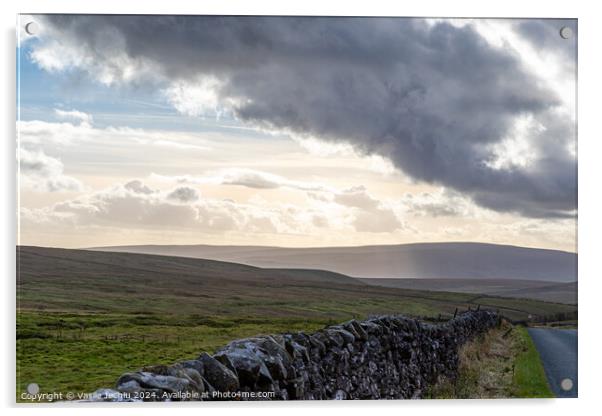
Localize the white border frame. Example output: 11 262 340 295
3 1 600 415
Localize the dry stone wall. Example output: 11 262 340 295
89 310 498 401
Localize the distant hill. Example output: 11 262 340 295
90 242 577 282
359 278 577 305
17 245 364 288
17 246 577 321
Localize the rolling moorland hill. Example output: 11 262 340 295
16 245 576 398
359 278 577 305
18 245 575 320
91 242 577 282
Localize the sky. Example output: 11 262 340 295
17 16 577 251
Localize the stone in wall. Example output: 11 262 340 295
87 310 498 401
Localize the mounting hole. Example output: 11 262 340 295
25 21 39 36
560 26 573 39
27 383 40 395
560 378 573 391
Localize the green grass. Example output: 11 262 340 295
16 247 573 401
16 297 444 401
511 326 554 398
17 246 577 322
17 312 333 401
426 323 513 399
426 322 554 399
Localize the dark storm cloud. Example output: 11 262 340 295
35 15 576 218
516 19 577 59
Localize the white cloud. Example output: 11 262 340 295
485 114 543 171
353 207 402 234
21 178 409 237
291 135 356 158
401 189 475 218
291 135 398 176
123 180 155 195
333 186 403 233
163 77 224 118
477 19 576 118
153 172 404 233
219 168 332 192
54 108 93 125
481 218 577 251
334 186 379 210
18 119 94 146
167 186 199 202
21 180 326 235
24 181 250 232
17 119 213 154
26 16 576 219
151 168 334 193
29 25 159 86
19 148 83 192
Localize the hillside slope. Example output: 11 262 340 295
17 246 575 320
359 278 577 304
18 245 363 287
91 242 577 282
17 246 577 402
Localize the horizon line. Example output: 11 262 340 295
17 240 578 254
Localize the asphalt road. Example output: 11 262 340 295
528 328 577 398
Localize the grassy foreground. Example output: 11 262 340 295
427 323 553 398
17 247 570 401
17 312 332 401
511 327 555 397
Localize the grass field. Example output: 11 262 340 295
17 312 333 400
511 327 555 398
16 246 574 400
426 322 553 399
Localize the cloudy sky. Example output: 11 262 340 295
17 16 577 251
